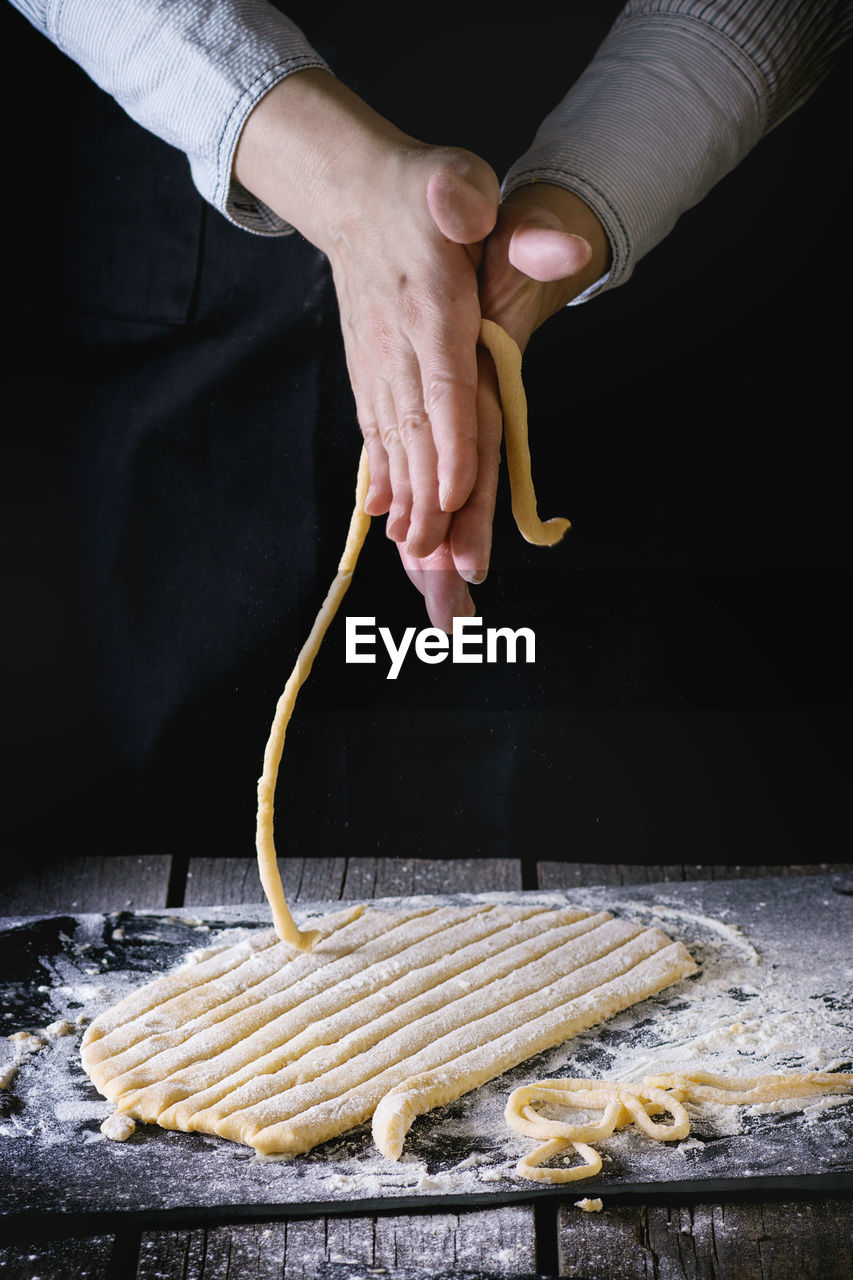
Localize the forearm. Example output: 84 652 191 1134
232 68 421 254
8 0 329 233
504 0 852 292
233 63 503 590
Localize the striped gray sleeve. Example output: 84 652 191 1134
10 0 330 234
503 0 852 293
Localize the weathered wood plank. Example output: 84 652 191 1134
137 1208 538 1280
0 1236 116 1280
557 1200 853 1279
184 857 522 909
1 855 173 916
183 857 345 908
341 858 523 899
333 1207 536 1273
313 1269 550 1280
537 862 853 890
135 1230 203 1280
538 863 711 889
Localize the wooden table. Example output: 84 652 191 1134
1 856 851 1280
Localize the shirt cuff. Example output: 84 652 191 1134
45 0 330 235
501 11 768 292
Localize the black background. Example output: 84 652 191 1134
2 3 851 879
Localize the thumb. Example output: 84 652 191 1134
508 208 593 282
426 159 499 245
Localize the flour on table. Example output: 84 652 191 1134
1 883 850 1212
79 901 696 1159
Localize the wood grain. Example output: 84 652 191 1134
1 855 172 916
183 856 325 908
136 1208 538 1279
557 1200 853 1280
0 1235 116 1280
537 862 853 890
184 857 522 907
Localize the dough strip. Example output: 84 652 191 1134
505 1070 853 1184
161 909 607 1131
256 323 570 949
106 905 547 1112
254 940 695 1154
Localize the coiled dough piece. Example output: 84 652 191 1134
504 1069 853 1184
82 901 697 1159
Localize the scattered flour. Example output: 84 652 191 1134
1 1032 47 1090
1 885 850 1214
42 1020 75 1040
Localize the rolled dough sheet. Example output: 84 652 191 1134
80 900 696 1157
1 879 850 1218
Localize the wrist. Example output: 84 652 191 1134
507 183 611 304
480 183 612 347
233 68 418 254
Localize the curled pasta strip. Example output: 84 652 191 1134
506 1081 629 1143
619 1086 690 1141
517 1138 602 1184
514 1097 624 1144
256 322 570 947
477 319 570 547
505 1077 688 1176
509 1070 852 1184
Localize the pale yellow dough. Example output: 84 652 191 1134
79 321 850 1176
506 1070 853 1184
254 321 569 951
255 448 371 950
82 902 697 1157
84 327 692 1164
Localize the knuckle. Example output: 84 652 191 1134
380 423 402 454
399 293 422 330
359 417 382 445
398 408 432 444
425 370 474 405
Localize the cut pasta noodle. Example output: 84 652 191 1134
518 1138 602 1184
477 319 570 547
81 903 697 1157
506 1070 853 1184
645 1068 853 1105
255 448 371 949
255 321 569 948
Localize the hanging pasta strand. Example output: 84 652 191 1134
255 449 371 948
256 322 570 947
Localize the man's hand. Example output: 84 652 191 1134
234 70 500 620
235 77 611 630
403 184 613 628
479 183 612 353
